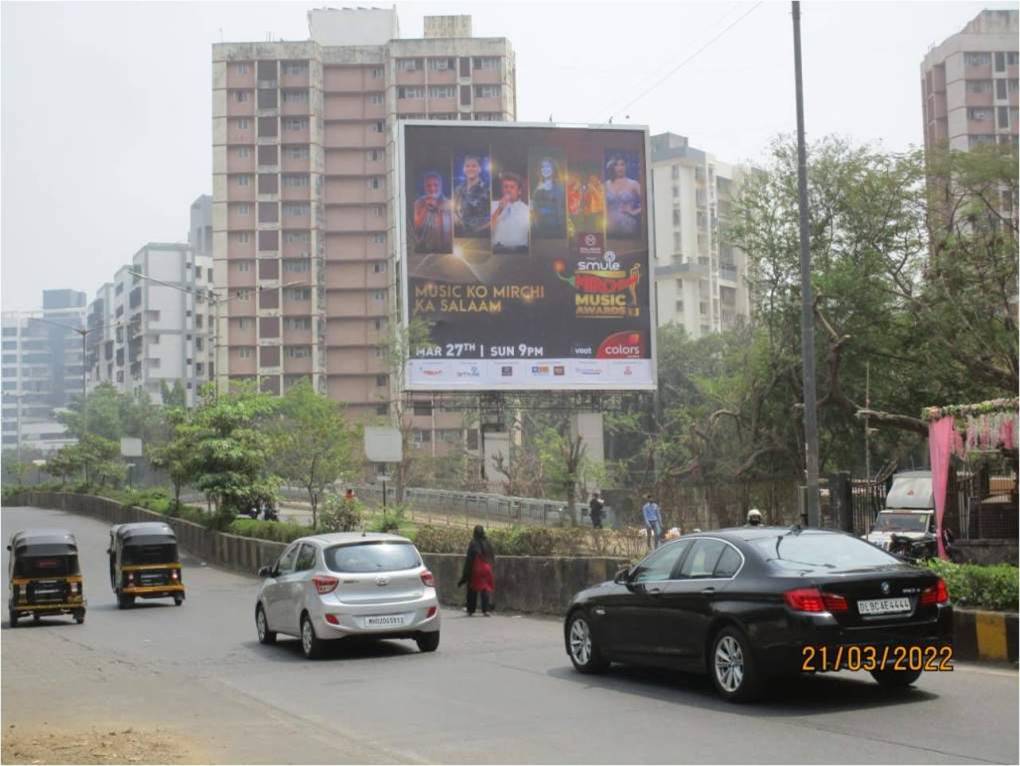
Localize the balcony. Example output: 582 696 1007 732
226 65 255 89
281 98 310 117
473 68 502 85
473 95 501 112
228 181 255 202
966 91 994 108
227 96 255 117
281 124 311 144
395 68 426 86
226 152 255 173
281 152 311 173
396 97 426 115
280 69 309 89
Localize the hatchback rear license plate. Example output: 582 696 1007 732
366 615 404 627
858 597 910 615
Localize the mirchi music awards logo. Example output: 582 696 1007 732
553 250 641 319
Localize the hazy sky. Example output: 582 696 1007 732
2 0 1015 310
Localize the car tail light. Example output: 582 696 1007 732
785 588 825 612
427 606 437 618
822 592 849 613
420 570 435 588
127 572 134 584
920 578 949 606
313 575 339 594
171 570 179 581
325 614 340 625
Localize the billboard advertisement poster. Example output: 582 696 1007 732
400 122 656 391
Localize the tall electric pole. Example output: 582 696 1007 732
792 1 821 526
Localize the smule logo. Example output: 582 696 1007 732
456 365 481 378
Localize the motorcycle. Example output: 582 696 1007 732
888 529 954 563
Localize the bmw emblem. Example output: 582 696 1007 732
880 581 891 595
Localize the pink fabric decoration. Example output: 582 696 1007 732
928 416 954 560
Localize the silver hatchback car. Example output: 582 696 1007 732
254 532 440 659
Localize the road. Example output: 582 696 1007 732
2 506 1018 764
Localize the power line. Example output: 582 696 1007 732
606 1 764 123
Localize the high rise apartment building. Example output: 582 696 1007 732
211 9 515 422
650 133 751 337
1 290 87 453
86 243 214 406
921 9 1019 153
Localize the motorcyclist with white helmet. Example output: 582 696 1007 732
745 508 763 527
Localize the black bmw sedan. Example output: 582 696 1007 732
563 527 953 702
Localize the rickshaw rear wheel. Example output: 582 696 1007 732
33 614 41 623
8 608 18 628
74 609 85 624
173 595 184 606
117 593 134 609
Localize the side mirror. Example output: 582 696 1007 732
613 566 631 584
5 545 10 552
257 566 273 578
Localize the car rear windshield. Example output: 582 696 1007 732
123 543 178 565
14 555 78 578
323 542 421 573
873 513 929 532
751 533 899 571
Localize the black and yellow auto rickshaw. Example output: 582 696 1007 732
7 528 86 626
108 522 185 608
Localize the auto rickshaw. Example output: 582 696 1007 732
108 522 185 608
7 528 86 626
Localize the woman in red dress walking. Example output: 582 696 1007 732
458 525 495 616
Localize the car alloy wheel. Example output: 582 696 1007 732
567 613 609 674
714 635 744 693
300 615 323 659
255 605 275 645
710 627 763 702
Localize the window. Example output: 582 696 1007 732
968 107 993 121
376 404 389 416
236 63 249 74
257 89 277 109
370 67 384 79
258 145 278 165
239 347 253 358
373 206 383 217
283 317 311 329
965 52 992 67
238 261 251 272
195 338 204 351
460 85 472 106
284 287 311 301
474 112 500 121
284 117 308 131
235 232 250 243
235 288 252 300
372 233 386 243
286 346 311 358
413 400 433 416
323 542 420 573
233 90 250 102
282 61 308 76
237 146 250 158
397 58 422 72
295 543 316 571
258 230 278 251
236 174 250 187
996 79 1008 99
373 290 385 300
397 86 425 99
428 85 456 98
285 146 309 159
370 177 381 189
713 545 743 578
473 57 500 70
235 203 250 215
258 202 278 223
459 57 471 77
376 374 388 387
368 93 384 105
1009 52 1019 66
998 106 1010 128
429 57 454 71
236 118 250 129
631 541 691 583
258 117 278 137
285 231 310 243
284 203 310 217
258 173 277 193
276 543 299 575
678 539 727 578
413 429 432 446
474 85 500 98
373 262 386 273
283 260 310 273
995 52 1006 72
370 120 385 133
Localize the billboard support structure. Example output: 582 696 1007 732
398 120 658 395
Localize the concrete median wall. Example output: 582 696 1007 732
4 492 625 616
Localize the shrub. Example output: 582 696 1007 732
924 559 1019 612
228 518 309 544
318 494 364 532
371 504 408 534
413 525 473 554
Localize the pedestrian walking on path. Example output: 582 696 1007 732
642 494 662 550
458 525 495 616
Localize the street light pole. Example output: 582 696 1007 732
792 0 821 526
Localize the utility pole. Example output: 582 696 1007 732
792 0 821 526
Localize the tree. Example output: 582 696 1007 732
271 380 359 527
186 383 281 521
45 434 125 488
147 407 201 513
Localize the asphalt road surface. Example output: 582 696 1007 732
2 506 1018 764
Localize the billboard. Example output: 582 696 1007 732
399 122 656 391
